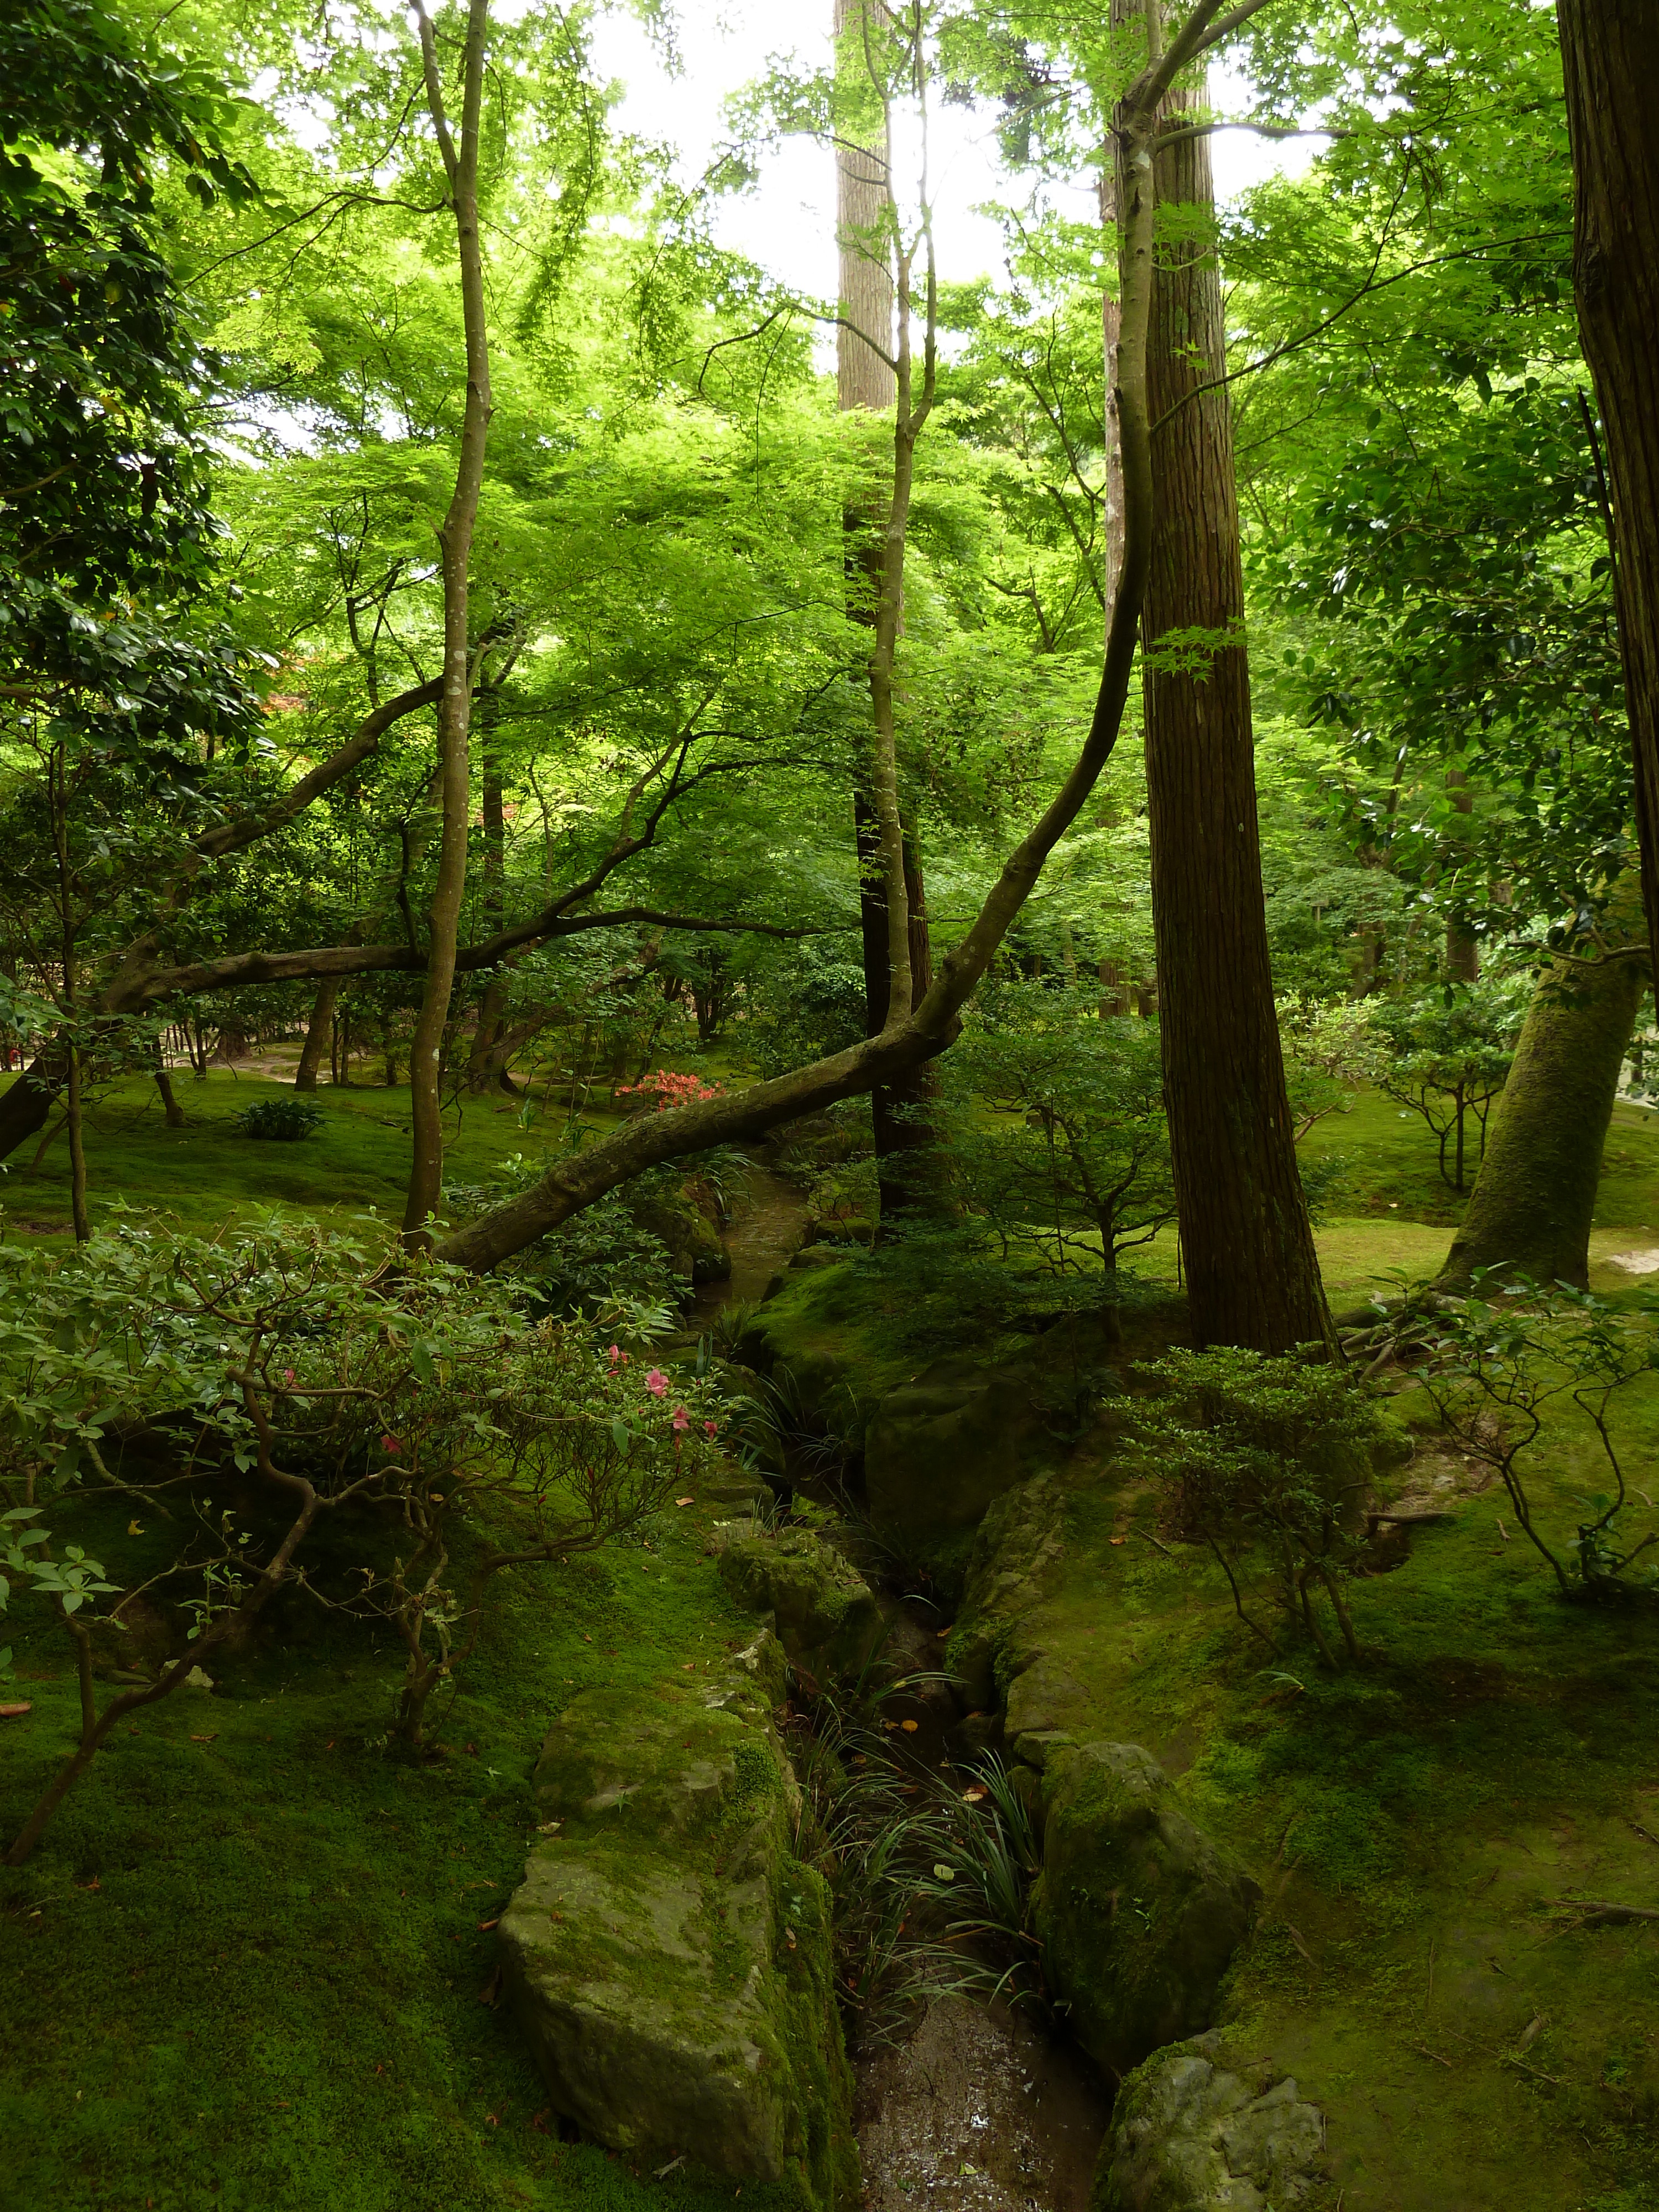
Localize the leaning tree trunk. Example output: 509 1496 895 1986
1437 942 1647 1294
834 0 944 1225
1559 1 1659 980
1128 28 1333 1354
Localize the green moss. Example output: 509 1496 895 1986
0 1474 797 2212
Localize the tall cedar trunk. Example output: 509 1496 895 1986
1098 169 1126 610
403 0 492 1246
834 0 942 1223
295 980 338 1091
1559 1 1659 977
1131 42 1332 1353
1437 947 1646 1292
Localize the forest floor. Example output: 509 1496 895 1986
4 1066 1659 2210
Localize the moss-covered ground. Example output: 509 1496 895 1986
6 1056 1659 2207
0 1443 794 2211
0 1069 633 1246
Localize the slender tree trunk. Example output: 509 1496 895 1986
403 0 493 1248
154 1067 185 1128
1444 767 1480 981
834 0 943 1224
466 674 510 1091
295 980 338 1092
1558 0 1659 979
1126 12 1332 1353
1438 935 1647 1293
64 1046 89 1242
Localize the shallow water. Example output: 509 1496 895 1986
687 1160 810 1318
856 1995 1109 2212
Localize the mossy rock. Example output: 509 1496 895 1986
498 1632 858 2208
717 1528 885 1682
1093 2031 1328 2211
863 1353 1048 1551
1032 1743 1260 2082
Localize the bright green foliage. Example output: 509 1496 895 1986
1406 1274 1659 1601
933 983 1176 1275
1375 979 1526 1191
1133 1347 1403 1668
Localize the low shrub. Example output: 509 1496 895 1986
232 1095 325 1141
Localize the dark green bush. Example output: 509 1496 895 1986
231 1094 325 1141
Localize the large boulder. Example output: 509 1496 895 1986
498 1632 858 2208
1093 2032 1327 2211
716 1527 886 1683
1032 1743 1259 2081
863 1355 1045 1554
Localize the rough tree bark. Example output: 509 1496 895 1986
1127 5 1333 1353
402 0 494 1246
834 0 943 1222
1558 0 1659 979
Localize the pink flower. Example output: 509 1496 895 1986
671 1405 690 1433
607 1344 620 1367
380 1433 401 1454
283 1368 295 1387
704 1420 718 1438
645 1369 668 1398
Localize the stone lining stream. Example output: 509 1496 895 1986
691 1159 1114 2206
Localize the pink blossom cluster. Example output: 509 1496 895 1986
614 1068 724 1110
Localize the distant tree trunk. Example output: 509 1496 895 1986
1099 957 1133 1016
834 0 943 1224
1444 768 1480 982
403 0 492 1250
1559 0 1659 983
466 676 509 1092
295 981 338 1092
1126 17 1332 1354
154 1068 185 1128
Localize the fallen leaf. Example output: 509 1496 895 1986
477 1917 499 1932
127 1519 145 1535
189 1733 218 1744
963 1787 988 1804
0 1703 32 1719
1109 1536 1127 1547
934 1625 953 1639
899 1719 919 1734
675 1496 694 1507
77 1878 102 1892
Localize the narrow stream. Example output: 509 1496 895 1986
694 1157 1113 2204
687 1157 812 1320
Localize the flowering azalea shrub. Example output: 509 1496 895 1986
614 1067 724 1110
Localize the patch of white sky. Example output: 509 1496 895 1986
587 0 1327 327
238 0 1328 449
